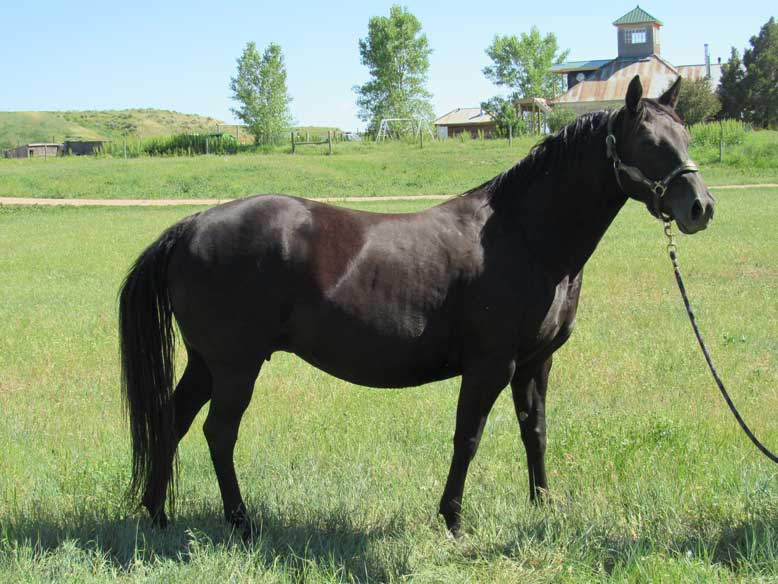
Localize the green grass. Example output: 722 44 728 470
1 191 777 581
0 112 106 149
2 132 777 200
0 110 228 150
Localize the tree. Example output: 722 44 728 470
480 96 520 137
355 5 434 134
718 47 747 120
483 28 569 100
742 17 778 128
230 42 292 145
675 77 720 125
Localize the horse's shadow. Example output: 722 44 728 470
3 503 414 581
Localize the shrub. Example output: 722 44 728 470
546 108 578 133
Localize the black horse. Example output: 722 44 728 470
119 76 714 536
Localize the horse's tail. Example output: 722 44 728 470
118 216 194 514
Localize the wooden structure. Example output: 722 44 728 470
291 131 333 155
514 98 551 135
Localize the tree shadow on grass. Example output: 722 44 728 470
1 503 414 582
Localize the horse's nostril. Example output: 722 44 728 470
690 200 703 222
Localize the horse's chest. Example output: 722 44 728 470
519 273 582 355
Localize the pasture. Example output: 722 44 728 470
1 191 777 582
1 132 778 201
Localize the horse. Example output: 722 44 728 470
119 75 715 537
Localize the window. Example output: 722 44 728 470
625 28 647 44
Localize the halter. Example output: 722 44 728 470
605 109 700 222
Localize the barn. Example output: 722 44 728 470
550 6 722 114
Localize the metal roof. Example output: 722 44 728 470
677 64 723 88
550 59 613 73
613 6 662 26
552 55 678 105
434 108 494 126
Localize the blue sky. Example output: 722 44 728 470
1 1 773 131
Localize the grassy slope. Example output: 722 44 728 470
1 133 777 200
0 192 777 582
0 112 105 149
0 110 227 150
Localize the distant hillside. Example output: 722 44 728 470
0 109 227 149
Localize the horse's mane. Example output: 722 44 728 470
469 109 611 209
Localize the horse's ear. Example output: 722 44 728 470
659 76 682 109
626 75 643 112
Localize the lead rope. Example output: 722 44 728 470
664 222 778 464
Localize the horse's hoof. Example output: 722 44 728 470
228 507 256 543
150 509 169 529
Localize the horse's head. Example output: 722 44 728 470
608 75 715 234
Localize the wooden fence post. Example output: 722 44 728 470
719 120 724 163
328 131 332 155
292 132 296 154
508 124 513 147
205 137 209 155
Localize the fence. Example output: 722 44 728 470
291 131 334 155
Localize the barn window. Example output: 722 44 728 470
626 28 647 44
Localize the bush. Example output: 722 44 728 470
546 108 578 133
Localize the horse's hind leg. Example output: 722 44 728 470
511 356 552 504
144 345 212 526
202 362 261 531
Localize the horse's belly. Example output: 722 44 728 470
281 309 462 388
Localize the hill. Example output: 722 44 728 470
0 109 227 149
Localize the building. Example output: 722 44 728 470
550 6 722 114
63 140 106 156
3 143 62 159
434 108 496 139
3 140 107 158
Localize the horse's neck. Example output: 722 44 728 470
514 149 626 281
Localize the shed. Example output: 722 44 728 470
64 140 107 156
434 108 496 139
3 143 62 159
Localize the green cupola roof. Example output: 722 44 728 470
613 6 662 26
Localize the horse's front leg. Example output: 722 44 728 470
511 356 552 503
439 359 515 536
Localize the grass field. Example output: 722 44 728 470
2 132 778 201
1 191 777 582
0 110 230 151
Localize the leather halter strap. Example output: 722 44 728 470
605 109 700 221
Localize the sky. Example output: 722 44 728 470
1 1 774 131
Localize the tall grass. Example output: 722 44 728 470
689 120 750 147
97 133 238 158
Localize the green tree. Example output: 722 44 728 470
743 17 778 128
480 96 520 137
675 77 720 125
230 42 292 145
483 28 569 99
718 47 748 120
355 5 434 134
